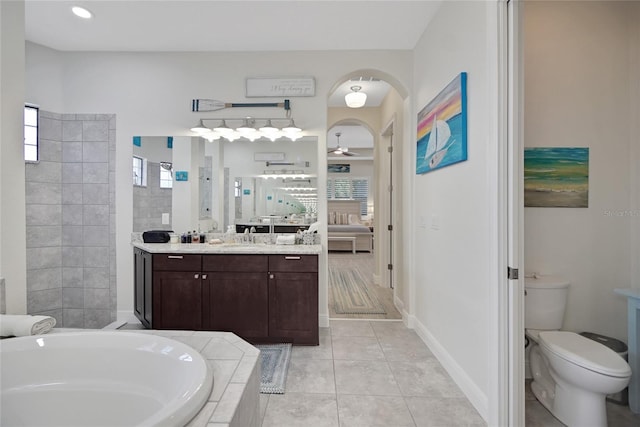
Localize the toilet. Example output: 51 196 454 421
525 275 632 427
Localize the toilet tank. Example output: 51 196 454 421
525 275 570 330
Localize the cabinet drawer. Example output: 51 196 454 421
153 254 201 271
203 254 268 272
269 255 318 272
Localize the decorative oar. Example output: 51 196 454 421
191 99 290 112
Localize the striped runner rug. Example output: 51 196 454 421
255 343 292 394
329 267 387 315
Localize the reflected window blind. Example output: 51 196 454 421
352 179 368 217
327 178 369 217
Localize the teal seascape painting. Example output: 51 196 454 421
524 147 589 208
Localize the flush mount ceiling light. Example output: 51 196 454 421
345 85 367 108
71 6 93 19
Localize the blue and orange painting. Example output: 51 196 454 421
524 147 589 208
416 72 467 174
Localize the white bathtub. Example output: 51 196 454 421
0 331 213 426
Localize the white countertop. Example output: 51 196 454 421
132 241 322 255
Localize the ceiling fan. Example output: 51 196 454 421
328 132 358 156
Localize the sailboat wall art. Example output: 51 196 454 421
416 72 468 174
524 147 589 208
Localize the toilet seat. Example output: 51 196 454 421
538 331 631 378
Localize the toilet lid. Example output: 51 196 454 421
539 331 631 378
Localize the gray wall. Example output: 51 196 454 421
25 111 116 328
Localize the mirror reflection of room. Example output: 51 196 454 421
327 125 374 253
132 136 174 233
132 136 318 235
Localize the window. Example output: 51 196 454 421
160 166 173 189
133 156 147 186
234 179 242 198
24 105 39 162
327 177 369 217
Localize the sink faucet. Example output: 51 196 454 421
268 216 275 244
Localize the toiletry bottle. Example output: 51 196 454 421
187 231 192 243
192 232 200 244
181 233 187 243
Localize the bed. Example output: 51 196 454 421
327 200 373 252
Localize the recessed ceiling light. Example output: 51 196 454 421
71 6 93 19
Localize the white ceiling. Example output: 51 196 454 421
25 1 441 52
24 1 439 109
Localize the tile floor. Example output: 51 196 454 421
122 319 640 426
259 319 485 427
525 379 640 427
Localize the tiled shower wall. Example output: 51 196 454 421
25 111 116 328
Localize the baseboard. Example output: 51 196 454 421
394 294 405 313
117 310 141 325
103 320 127 330
319 313 330 328
410 316 489 422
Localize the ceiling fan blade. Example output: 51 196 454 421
343 151 356 156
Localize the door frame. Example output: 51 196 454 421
496 0 525 425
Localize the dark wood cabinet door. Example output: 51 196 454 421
268 272 318 345
153 271 203 330
206 272 269 339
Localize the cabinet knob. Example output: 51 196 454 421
202 274 207 279
194 274 199 279
269 274 274 279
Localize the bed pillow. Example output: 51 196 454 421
340 213 348 225
348 214 361 225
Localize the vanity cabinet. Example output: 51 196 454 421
133 249 319 345
203 255 269 339
152 254 203 330
268 255 318 345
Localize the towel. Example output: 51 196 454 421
276 235 296 245
0 314 56 337
307 221 320 234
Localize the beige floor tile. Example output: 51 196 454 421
606 402 640 427
390 359 465 398
261 392 339 427
291 332 333 360
286 358 336 394
337 394 415 427
332 335 385 360
334 359 401 396
259 394 269 425
378 333 434 361
370 320 411 338
330 319 376 337
525 400 563 427
405 396 485 427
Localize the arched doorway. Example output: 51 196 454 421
326 70 408 319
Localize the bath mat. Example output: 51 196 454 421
330 268 387 315
255 343 292 394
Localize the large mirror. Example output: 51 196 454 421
132 136 318 234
